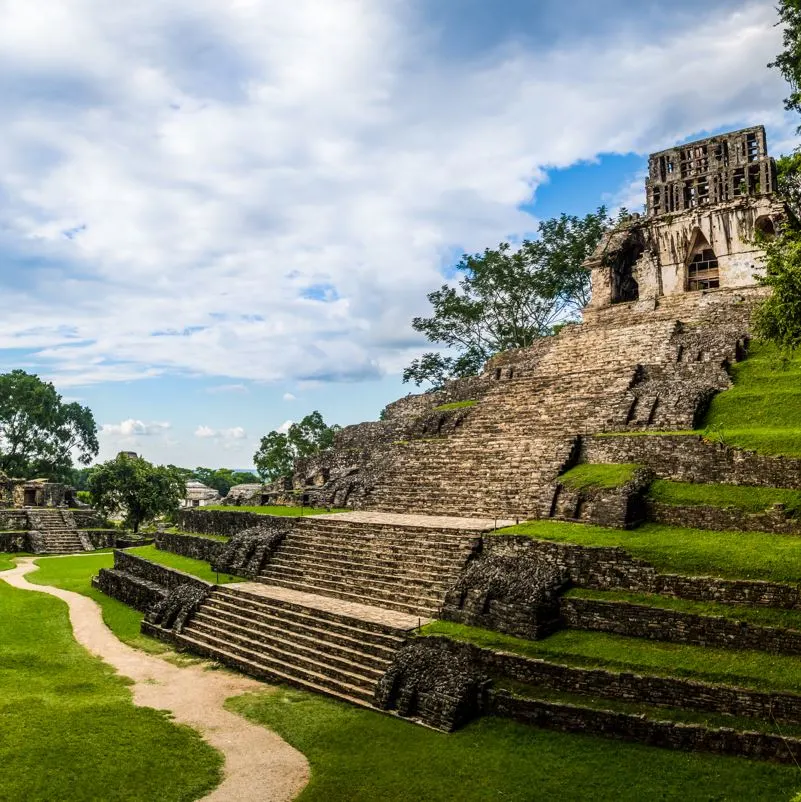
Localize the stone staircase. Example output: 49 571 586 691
27 508 89 554
256 517 481 616
174 583 418 705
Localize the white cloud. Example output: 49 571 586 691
206 383 248 394
0 1 794 388
194 425 247 441
282 392 297 401
277 420 294 435
102 419 171 436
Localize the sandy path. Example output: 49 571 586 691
2 558 309 802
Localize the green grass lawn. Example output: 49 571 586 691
0 553 22 571
201 505 346 516
0 578 222 801
126 545 245 584
422 621 801 695
559 463 640 490
496 520 801 583
648 480 801 515
227 686 801 802
702 342 801 457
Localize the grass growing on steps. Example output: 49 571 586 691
496 677 801 738
648 480 801 515
703 342 801 457
29 553 169 654
495 520 801 583
0 579 222 801
432 400 477 412
565 587 801 631
422 621 801 695
201 505 347 515
126 545 245 584
559 463 640 490
226 686 801 802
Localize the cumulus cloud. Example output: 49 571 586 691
282 392 297 401
194 425 247 441
206 383 248 394
0 1 793 388
102 419 171 436
276 420 293 435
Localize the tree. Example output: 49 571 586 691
193 467 258 496
88 454 186 532
254 412 340 482
0 370 98 480
403 208 610 387
770 0 801 133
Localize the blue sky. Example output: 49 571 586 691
0 0 796 469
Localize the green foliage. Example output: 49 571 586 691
703 341 801 456
0 553 16 571
0 579 222 801
192 467 257 495
403 208 610 387
770 0 801 131
88 454 186 533
201 504 344 516
752 222 801 355
0 370 98 481
495 520 801 583
253 411 340 482
76 489 92 504
648 479 801 516
431 400 477 412
227 686 800 801
421 621 801 696
558 463 640 490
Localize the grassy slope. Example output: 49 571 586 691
559 463 640 489
432 400 477 411
649 479 801 514
496 520 801 583
703 341 801 457
201 505 345 515
227 687 800 802
422 621 801 695
0 579 222 801
126 545 245 584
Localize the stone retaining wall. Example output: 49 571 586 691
155 531 226 562
0 531 28 551
177 509 293 537
584 434 801 489
92 570 167 613
110 550 211 591
561 596 801 655
488 535 801 608
0 511 29 530
646 501 800 534
491 692 801 764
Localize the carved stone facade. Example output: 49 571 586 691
586 127 786 311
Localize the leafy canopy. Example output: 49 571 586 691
771 0 801 133
403 208 609 387
0 370 98 480
254 411 340 482
88 453 186 532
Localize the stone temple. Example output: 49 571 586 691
91 126 801 762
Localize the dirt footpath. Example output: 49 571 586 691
2 558 309 802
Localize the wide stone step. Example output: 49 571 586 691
213 586 416 637
271 546 459 579
261 561 450 598
284 531 476 557
254 576 439 617
190 612 390 676
294 521 483 540
176 629 378 703
196 604 400 664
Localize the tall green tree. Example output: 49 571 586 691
0 370 98 480
254 411 340 482
403 208 609 387
754 3 801 353
88 454 185 532
193 467 257 495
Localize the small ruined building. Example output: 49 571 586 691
586 126 783 308
0 475 77 509
181 481 221 508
